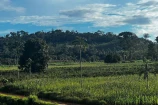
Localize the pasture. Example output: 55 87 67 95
4 74 158 105
0 61 158 105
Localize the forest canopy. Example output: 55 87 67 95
0 29 156 65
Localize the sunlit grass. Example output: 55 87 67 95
11 74 158 104
0 61 145 71
1 61 158 104
0 65 18 71
48 61 145 68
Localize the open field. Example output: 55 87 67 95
0 61 158 105
0 61 147 80
3 74 158 105
48 61 145 68
0 61 145 71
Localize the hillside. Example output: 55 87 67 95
0 30 153 64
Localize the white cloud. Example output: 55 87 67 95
7 3 117 27
0 0 158 40
60 3 116 18
0 0 25 13
3 3 116 26
59 2 152 28
11 16 62 26
60 3 119 27
126 0 158 38
133 22 158 38
7 15 79 26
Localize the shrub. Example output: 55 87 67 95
0 94 55 105
28 95 38 104
104 54 121 63
1 78 8 85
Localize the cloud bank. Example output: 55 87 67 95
0 0 158 38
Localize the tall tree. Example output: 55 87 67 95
19 38 50 73
147 42 156 60
155 36 158 43
142 33 150 61
155 36 158 60
118 32 138 60
143 33 150 40
72 36 87 88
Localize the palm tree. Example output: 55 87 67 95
72 36 87 88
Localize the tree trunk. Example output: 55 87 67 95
80 42 83 88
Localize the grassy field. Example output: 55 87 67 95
48 61 145 68
0 65 18 71
0 61 146 71
0 61 147 81
0 93 56 105
0 61 158 105
5 74 158 105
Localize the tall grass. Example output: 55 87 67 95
0 62 145 81
0 65 18 71
7 74 158 105
0 62 158 104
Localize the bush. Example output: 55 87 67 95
0 85 32 96
0 94 56 105
1 78 8 85
104 54 121 63
28 95 38 104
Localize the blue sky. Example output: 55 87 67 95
0 0 157 40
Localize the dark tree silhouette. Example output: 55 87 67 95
19 38 49 73
104 53 121 63
118 32 138 60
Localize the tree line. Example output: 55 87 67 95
0 29 157 65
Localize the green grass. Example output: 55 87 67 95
0 93 56 105
0 61 145 71
0 65 18 71
0 61 146 81
0 61 158 104
48 62 103 68
6 74 158 105
48 61 145 68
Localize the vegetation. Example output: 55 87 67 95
104 53 121 63
1 29 158 104
0 62 157 105
0 29 157 64
1 74 158 105
19 38 49 73
0 62 146 80
0 93 56 105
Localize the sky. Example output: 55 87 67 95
0 0 158 40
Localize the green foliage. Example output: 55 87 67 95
118 31 138 51
0 94 55 105
0 29 155 63
104 54 121 63
147 42 156 60
1 78 8 85
155 36 158 43
28 95 38 104
0 62 145 82
1 62 158 105
19 38 50 73
3 75 158 105
139 63 156 80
